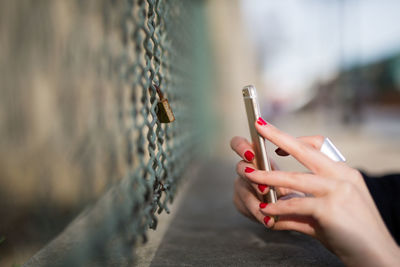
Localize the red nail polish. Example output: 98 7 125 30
245 167 255 173
258 184 267 192
264 216 271 224
259 202 268 209
257 117 267 126
244 151 254 161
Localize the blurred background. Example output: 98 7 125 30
1 0 400 266
209 0 400 174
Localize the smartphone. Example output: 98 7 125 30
242 85 277 204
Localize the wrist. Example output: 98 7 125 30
379 243 400 266
364 238 400 267
340 235 399 267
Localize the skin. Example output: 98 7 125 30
231 120 400 267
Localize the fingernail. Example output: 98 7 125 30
259 202 268 209
257 117 267 126
245 167 255 173
258 184 267 192
244 150 254 161
264 216 271 225
275 147 288 156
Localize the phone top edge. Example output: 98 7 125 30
242 85 257 98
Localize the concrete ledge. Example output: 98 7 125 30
150 161 343 266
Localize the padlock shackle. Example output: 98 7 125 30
154 84 164 100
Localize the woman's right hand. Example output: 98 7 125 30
231 120 400 266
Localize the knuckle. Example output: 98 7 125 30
233 192 238 203
317 194 342 221
325 180 337 193
258 170 271 184
314 135 325 141
233 193 241 208
235 161 244 175
313 200 326 219
314 135 325 147
349 168 363 183
292 142 309 157
230 136 243 150
237 142 249 154
235 176 247 189
347 167 359 176
333 181 355 201
233 198 247 217
337 180 351 192
230 138 236 150
263 204 276 215
284 172 299 187
262 124 278 140
287 197 301 208
291 172 302 181
230 135 240 144
248 206 259 218
234 177 241 188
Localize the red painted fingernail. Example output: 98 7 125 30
257 117 267 126
258 184 267 192
275 147 288 156
245 167 255 173
264 216 271 224
244 150 254 161
259 202 268 209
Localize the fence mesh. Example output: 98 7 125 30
123 0 199 233
0 0 212 265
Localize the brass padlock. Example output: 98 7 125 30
153 84 175 123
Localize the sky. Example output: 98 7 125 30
240 0 400 110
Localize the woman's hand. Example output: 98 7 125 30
231 118 400 266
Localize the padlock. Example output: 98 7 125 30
153 84 175 123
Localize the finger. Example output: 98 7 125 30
260 197 319 217
235 177 272 226
298 135 325 149
263 167 305 197
240 167 334 197
255 119 336 176
230 136 255 162
271 215 316 236
256 156 297 197
236 161 270 195
233 178 257 221
275 135 325 156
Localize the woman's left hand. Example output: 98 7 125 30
230 134 324 222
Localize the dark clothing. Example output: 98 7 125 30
362 172 400 245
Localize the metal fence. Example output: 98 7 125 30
0 0 212 265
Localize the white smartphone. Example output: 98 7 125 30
242 85 277 204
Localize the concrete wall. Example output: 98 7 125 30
0 1 128 264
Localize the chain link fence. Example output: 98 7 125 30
0 0 213 265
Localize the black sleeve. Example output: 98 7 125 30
362 172 400 245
